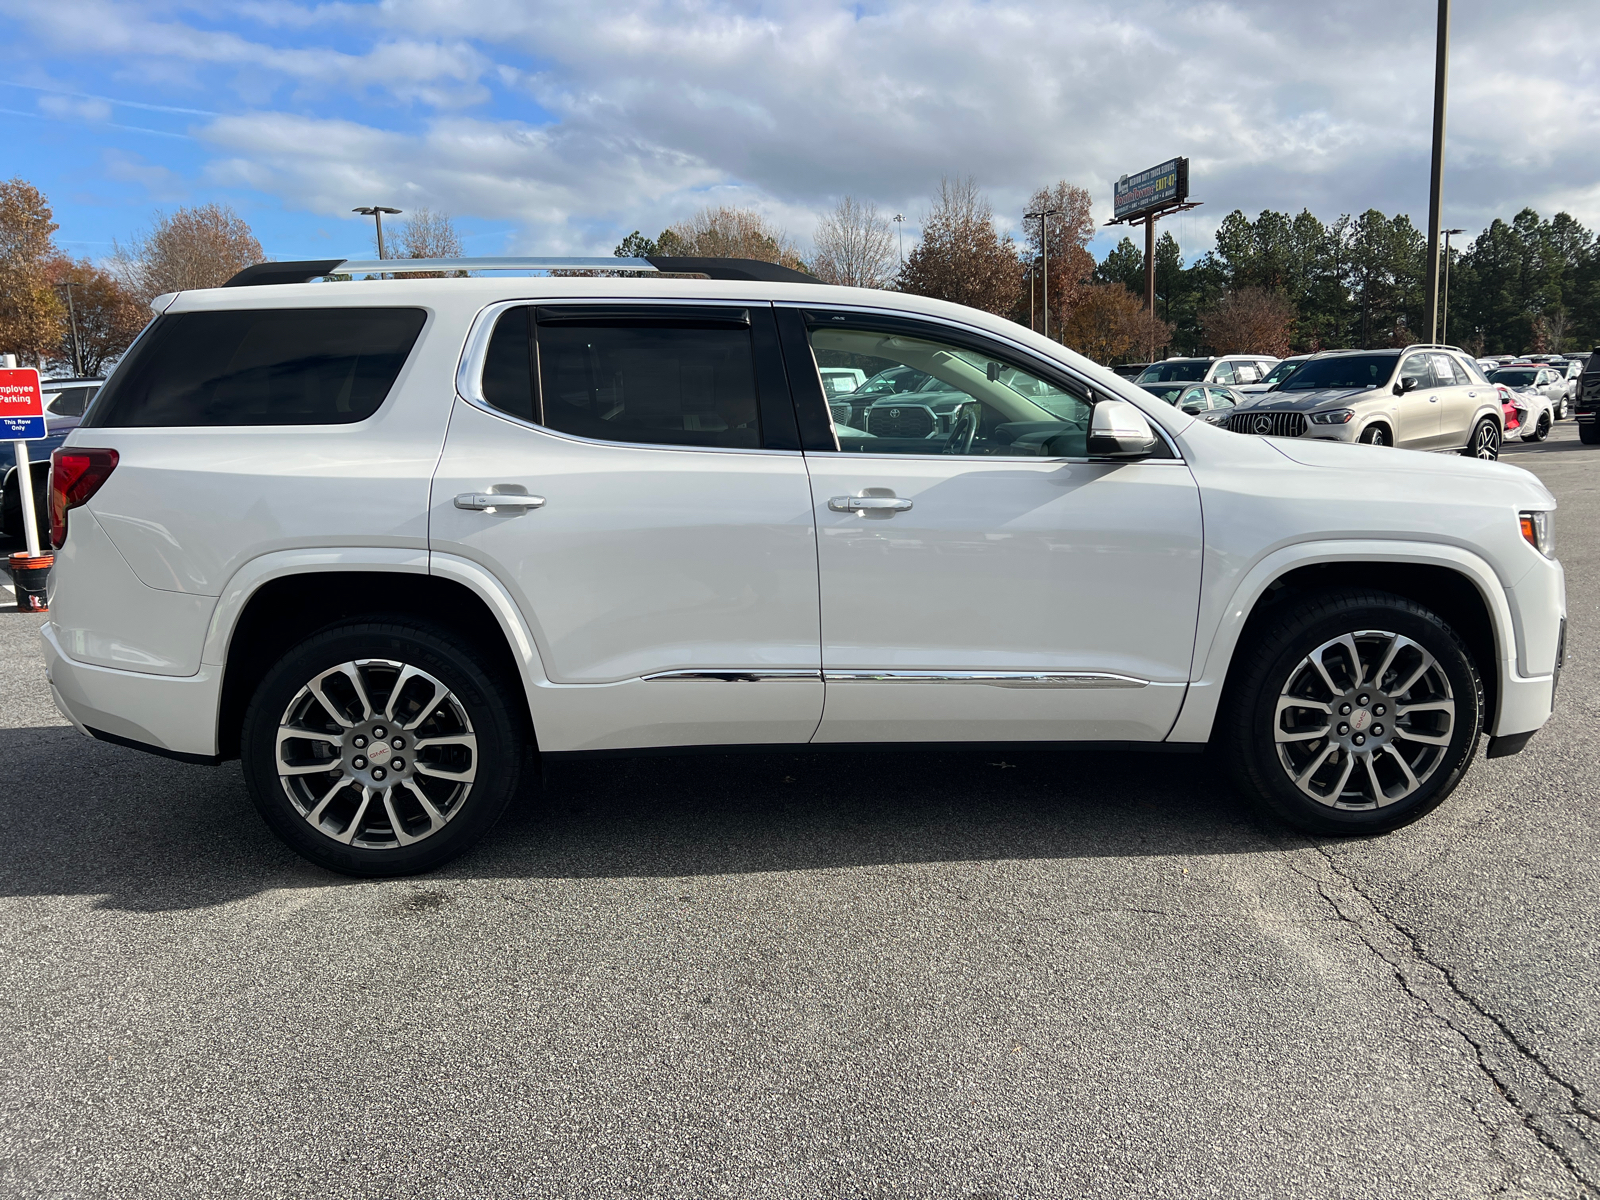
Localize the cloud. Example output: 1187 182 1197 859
4 0 1599 257
37 93 112 122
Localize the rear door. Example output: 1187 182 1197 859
1432 352 1482 449
429 301 823 752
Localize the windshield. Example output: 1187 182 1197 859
1489 368 1538 387
1278 354 1397 391
1262 360 1302 386
1137 360 1210 384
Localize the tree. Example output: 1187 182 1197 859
1059 282 1173 364
0 178 64 367
1095 237 1143 293
810 196 895 288
47 257 147 375
898 176 1021 317
1198 287 1296 356
613 231 659 258
388 207 465 278
1020 180 1094 335
658 206 804 269
114 204 264 302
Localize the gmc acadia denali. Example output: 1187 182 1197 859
40 256 1566 875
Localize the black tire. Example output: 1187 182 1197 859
1463 417 1500 460
1580 422 1600 445
1358 425 1389 446
1219 589 1482 836
1527 412 1551 442
241 619 526 876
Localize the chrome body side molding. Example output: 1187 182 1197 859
642 669 823 683
641 669 1149 689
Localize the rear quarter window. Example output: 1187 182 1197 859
83 307 426 428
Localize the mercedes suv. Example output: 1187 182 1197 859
1226 346 1506 456
40 256 1566 876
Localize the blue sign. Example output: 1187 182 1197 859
1114 158 1189 222
1 413 47 440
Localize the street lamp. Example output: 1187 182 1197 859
352 206 402 260
54 280 84 377
1440 228 1465 345
893 213 905 264
1024 207 1061 339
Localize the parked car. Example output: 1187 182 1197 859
1 377 101 540
1576 350 1600 444
1225 346 1506 457
1489 366 1563 431
1558 358 1586 409
1110 362 1150 379
1134 355 1280 388
42 257 1563 877
1164 383 1244 426
1236 354 1309 397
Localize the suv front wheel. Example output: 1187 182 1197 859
1219 589 1482 835
242 620 526 876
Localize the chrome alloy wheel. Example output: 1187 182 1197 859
1473 420 1500 459
274 659 477 849
1273 630 1456 810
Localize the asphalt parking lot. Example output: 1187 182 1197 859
2 427 1596 1200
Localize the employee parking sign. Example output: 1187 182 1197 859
0 367 47 440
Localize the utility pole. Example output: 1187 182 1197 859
353 206 402 261
54 281 84 376
893 213 905 264
1440 228 1464 344
1423 0 1451 344
1025 207 1060 339
1145 214 1157 315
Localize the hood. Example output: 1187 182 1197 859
1263 435 1554 502
1240 386 1379 412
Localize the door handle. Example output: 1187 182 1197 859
829 495 913 512
1428 395 1439 403
454 492 545 511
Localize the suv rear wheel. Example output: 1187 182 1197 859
1219 589 1482 835
1580 423 1600 445
241 619 526 876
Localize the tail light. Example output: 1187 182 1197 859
49 448 119 548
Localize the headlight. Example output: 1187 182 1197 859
1310 409 1355 425
1519 510 1554 557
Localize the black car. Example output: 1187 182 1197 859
1577 349 1600 445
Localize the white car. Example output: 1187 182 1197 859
1134 354 1279 389
1487 366 1561 437
1235 354 1309 397
42 255 1565 876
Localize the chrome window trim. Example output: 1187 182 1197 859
778 300 1186 463
643 669 821 683
454 297 801 458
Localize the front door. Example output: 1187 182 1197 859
787 307 1204 744
430 302 822 751
1394 353 1443 448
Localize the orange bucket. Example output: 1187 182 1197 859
8 552 52 613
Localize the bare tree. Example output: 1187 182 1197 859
1021 180 1096 336
661 206 804 269
898 177 1022 317
810 197 896 288
395 207 464 260
0 177 65 367
1199 287 1296 356
1059 282 1173 364
113 204 264 302
48 257 147 375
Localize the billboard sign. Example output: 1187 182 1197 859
1114 157 1188 222
0 367 47 440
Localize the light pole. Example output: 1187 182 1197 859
54 280 84 376
1440 228 1464 345
1423 0 1451 344
1025 207 1060 339
893 213 905 264
352 206 402 260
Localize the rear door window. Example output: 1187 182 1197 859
84 307 426 427
1211 361 1237 384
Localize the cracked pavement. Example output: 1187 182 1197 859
1 425 1595 1199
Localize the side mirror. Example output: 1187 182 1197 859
1394 377 1418 395
986 360 1002 382
1087 399 1159 458
1181 403 1205 415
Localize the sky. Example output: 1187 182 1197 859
2 0 1598 269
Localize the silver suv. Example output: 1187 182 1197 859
1227 346 1506 457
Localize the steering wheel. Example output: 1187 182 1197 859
943 404 979 455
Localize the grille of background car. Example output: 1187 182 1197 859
866 404 938 439
1227 411 1308 438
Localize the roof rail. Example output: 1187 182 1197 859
224 255 818 287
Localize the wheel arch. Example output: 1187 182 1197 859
208 553 542 760
1168 541 1512 744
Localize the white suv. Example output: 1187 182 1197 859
40 256 1566 876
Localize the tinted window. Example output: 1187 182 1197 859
481 307 535 423
1489 368 1538 388
85 308 425 428
1207 387 1237 410
1262 359 1302 386
45 386 97 417
1428 353 1466 386
536 315 760 449
1281 354 1398 391
1137 360 1211 383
